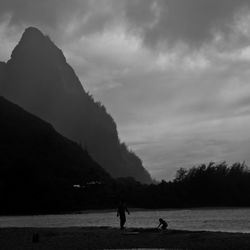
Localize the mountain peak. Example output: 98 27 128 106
22 26 45 40
10 26 66 65
12 26 48 53
2 27 152 184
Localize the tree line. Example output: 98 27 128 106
1 161 249 214
63 161 250 211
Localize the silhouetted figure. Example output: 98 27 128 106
157 218 168 230
117 201 130 230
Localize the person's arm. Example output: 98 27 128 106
126 207 130 214
157 222 162 228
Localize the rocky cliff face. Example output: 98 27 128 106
1 27 152 183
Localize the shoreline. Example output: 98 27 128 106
1 206 250 217
0 227 249 250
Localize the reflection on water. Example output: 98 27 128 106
0 208 250 233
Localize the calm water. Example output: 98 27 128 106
0 208 250 233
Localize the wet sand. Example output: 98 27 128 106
0 227 249 250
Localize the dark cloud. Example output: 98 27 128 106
0 0 85 27
124 0 250 47
0 0 123 44
1 0 250 180
1 0 250 48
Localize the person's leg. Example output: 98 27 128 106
120 217 123 229
120 215 126 229
123 216 126 228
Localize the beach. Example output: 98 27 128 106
0 227 250 250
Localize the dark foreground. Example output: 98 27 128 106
0 227 250 250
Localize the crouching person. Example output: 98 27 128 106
157 218 168 231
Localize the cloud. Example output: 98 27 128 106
0 0 83 27
0 0 124 43
0 0 250 180
0 14 23 60
1 0 250 48
124 0 250 48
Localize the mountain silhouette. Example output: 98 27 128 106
0 96 112 213
0 62 5 90
0 27 152 183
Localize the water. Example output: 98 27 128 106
0 208 250 233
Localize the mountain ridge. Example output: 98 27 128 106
0 95 112 213
0 27 152 183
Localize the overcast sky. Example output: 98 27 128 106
0 0 250 180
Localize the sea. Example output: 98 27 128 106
0 208 250 233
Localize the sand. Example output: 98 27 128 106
0 227 249 250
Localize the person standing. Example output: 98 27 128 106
117 201 130 230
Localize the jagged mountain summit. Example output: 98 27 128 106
0 27 152 183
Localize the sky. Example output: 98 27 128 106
0 0 250 180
